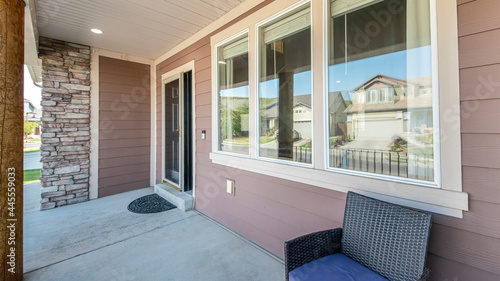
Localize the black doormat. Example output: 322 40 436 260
128 194 176 214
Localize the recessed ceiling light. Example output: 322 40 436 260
91 28 103 34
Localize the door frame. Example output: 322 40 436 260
161 61 196 195
162 74 182 189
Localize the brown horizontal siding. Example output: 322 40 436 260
99 171 150 188
152 0 500 280
100 138 150 149
462 134 500 169
195 67 211 83
196 79 211 94
428 1 500 279
459 28 500 69
99 72 150 86
434 199 500 238
461 100 500 133
195 104 212 117
99 163 150 179
99 146 150 158
99 92 151 102
460 64 500 101
99 56 151 197
98 180 151 198
98 120 150 131
195 56 211 72
100 101 150 112
99 111 150 121
99 82 149 94
458 0 500 37
429 224 500 275
99 63 149 77
427 254 500 281
99 154 150 169
99 129 151 140
462 166 500 205
196 92 211 105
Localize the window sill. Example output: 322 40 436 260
210 152 468 218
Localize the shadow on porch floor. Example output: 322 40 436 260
23 187 284 281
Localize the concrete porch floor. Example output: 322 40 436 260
24 187 284 281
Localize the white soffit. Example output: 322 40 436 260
34 0 246 60
25 0 42 83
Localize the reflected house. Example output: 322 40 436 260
344 74 433 143
328 91 349 138
261 93 347 141
261 98 313 139
261 100 279 135
292 95 313 139
24 98 41 136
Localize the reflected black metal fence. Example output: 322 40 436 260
328 148 434 181
293 146 312 164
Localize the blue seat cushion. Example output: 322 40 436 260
289 253 389 281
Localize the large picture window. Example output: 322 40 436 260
327 0 436 182
210 0 466 216
258 4 312 164
216 34 250 155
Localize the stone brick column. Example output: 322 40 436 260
39 37 91 210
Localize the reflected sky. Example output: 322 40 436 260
259 71 312 99
330 46 432 100
220 45 432 100
220 85 249 98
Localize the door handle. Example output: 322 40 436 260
176 126 182 137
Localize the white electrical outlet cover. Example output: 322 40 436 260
226 179 233 194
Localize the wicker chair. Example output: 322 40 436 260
284 192 433 281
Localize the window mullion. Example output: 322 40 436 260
249 27 257 159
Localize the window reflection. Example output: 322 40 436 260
218 35 250 155
259 5 312 164
328 0 435 181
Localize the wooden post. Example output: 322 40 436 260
0 0 25 280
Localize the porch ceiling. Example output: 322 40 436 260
34 0 245 59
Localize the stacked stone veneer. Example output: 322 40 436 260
39 37 91 210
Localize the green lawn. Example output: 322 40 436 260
409 147 434 157
227 137 275 145
25 138 41 143
230 137 249 144
260 137 275 144
329 136 342 143
301 142 312 148
24 169 41 185
24 147 41 153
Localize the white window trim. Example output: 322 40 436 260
212 29 251 159
209 0 467 218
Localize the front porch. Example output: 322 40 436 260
0 0 496 279
23 187 284 280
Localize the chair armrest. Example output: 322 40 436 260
284 228 342 281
